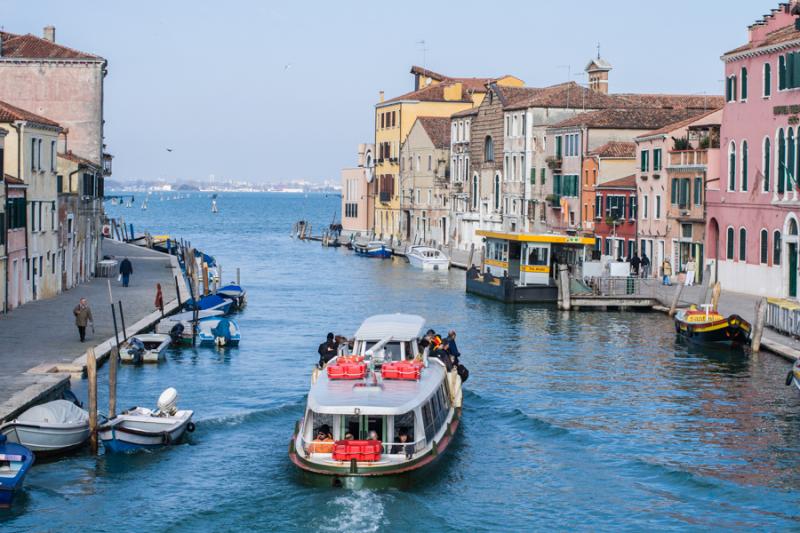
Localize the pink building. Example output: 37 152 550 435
707 2 800 297
341 144 375 236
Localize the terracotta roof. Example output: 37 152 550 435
451 107 479 118
550 108 710 131
613 93 725 111
724 19 800 56
3 174 25 185
58 150 101 169
383 80 475 104
635 107 723 139
410 65 449 82
0 31 102 61
597 174 636 189
504 82 622 111
588 141 636 158
416 117 451 149
0 99 60 127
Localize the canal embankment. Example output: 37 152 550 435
0 239 188 422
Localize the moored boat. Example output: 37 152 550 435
0 400 90 455
674 305 751 347
0 435 34 508
121 333 171 364
406 246 450 271
289 314 464 479
197 316 241 347
786 359 800 391
98 388 194 453
182 294 232 314
216 284 247 310
353 241 392 259
155 309 226 344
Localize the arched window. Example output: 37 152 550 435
741 67 748 100
739 227 747 261
763 137 771 192
764 62 772 97
789 128 796 190
778 128 786 194
791 218 799 236
728 141 736 191
471 174 478 210
484 136 494 162
774 230 782 265
726 227 735 260
760 229 769 264
741 140 749 191
494 174 501 211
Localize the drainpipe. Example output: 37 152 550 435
3 180 7 313
11 122 29 269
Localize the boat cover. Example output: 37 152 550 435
17 400 88 425
211 318 234 341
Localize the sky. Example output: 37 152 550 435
0 0 782 183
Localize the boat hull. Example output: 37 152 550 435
407 255 449 271
1 422 90 454
353 245 392 258
98 411 193 453
0 440 34 508
675 313 751 347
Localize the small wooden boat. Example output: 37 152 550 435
197 317 241 347
0 400 90 455
121 334 171 364
674 305 751 347
406 246 450 271
0 435 34 508
353 241 392 259
290 314 464 479
98 388 194 453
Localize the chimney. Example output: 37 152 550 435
379 90 384 103
43 26 55 42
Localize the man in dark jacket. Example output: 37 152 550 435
640 252 650 279
446 330 461 366
73 298 93 342
630 253 641 276
317 332 338 367
120 257 133 287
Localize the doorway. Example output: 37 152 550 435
790 242 797 298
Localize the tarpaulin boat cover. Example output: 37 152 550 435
18 400 88 425
211 318 234 341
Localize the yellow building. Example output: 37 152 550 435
373 66 523 240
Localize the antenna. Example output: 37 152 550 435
557 65 572 109
417 40 429 73
597 42 601 59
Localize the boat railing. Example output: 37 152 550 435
300 436 427 457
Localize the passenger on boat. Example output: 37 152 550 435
317 333 338 367
446 330 461 365
344 432 354 440
368 430 379 441
391 432 414 459
467 265 479 279
306 425 334 454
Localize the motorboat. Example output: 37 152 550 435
0 400 90 455
406 246 450 271
155 309 225 344
197 316 241 347
674 304 751 347
182 294 232 314
216 284 247 310
786 359 800 391
120 334 171 364
98 388 195 453
0 435 34 508
289 314 464 478
353 241 392 259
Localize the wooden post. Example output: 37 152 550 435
236 267 241 286
669 281 685 317
467 243 475 268
175 275 182 308
109 346 118 419
559 264 571 311
87 348 98 454
118 301 127 342
710 281 722 311
202 262 209 296
751 297 767 352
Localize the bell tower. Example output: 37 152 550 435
585 45 612 94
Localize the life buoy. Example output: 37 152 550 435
187 422 196 433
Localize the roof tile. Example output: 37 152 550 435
416 116 451 149
0 99 60 127
0 31 102 61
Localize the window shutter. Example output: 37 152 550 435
765 63 772 97
780 55 787 90
741 67 748 99
541 168 546 185
793 52 800 88
671 179 678 204
530 168 536 184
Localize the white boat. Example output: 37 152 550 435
98 388 194 453
406 246 450 271
0 400 90 454
120 333 171 364
197 317 241 346
289 314 464 478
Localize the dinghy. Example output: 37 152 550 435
98 388 195 453
182 294 232 314
120 334 171 364
0 435 34 508
353 241 392 259
0 400 90 454
406 246 450 271
197 316 241 346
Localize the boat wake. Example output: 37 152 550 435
196 402 304 430
319 490 387 533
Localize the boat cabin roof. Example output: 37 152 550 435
476 230 595 246
307 360 446 415
354 313 426 342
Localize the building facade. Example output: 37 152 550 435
581 141 636 234
594 174 637 259
5 175 27 310
341 144 375 236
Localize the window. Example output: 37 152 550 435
484 136 494 162
629 196 637 219
50 140 56 172
694 177 702 205
530 168 536 185
760 229 769 264
555 136 562 158
764 62 772 97
427 155 432 171
605 195 626 220
763 137 771 192
642 194 648 219
31 138 36 171
494 175 500 210
778 128 786 194
7 197 26 228
640 150 649 172
789 128 796 190
780 55 787 90
728 141 736 191
741 67 748 100
779 51 800 90
774 230 782 265
472 175 478 210
726 75 737 102
739 228 747 261
655 195 661 219
726 227 735 260
526 246 548 266
741 140 748 191
653 148 662 171
540 168 545 186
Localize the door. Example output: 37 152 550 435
790 243 797 298
508 241 521 280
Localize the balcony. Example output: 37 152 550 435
102 153 113 176
379 191 391 203
669 149 708 168
546 156 562 171
546 194 561 208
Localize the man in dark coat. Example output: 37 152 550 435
640 252 650 279
120 257 133 287
630 253 641 276
317 332 338 367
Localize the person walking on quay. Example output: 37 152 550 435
685 257 696 287
630 252 641 276
662 259 673 286
73 297 93 343
640 252 650 279
119 257 133 287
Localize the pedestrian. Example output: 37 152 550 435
317 332 338 368
630 252 641 276
154 283 164 313
119 257 133 287
73 297 93 342
685 257 696 287
662 259 672 286
640 252 650 279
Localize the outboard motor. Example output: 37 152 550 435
128 338 145 364
169 322 185 344
157 387 179 416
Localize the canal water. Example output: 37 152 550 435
3 192 800 532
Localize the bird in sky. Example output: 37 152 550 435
284 63 292 71
166 148 173 152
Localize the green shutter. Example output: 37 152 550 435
541 168 546 185
780 55 787 90
694 177 702 205
765 63 772 97
741 67 748 99
671 179 678 204
793 52 800 88
531 168 536 185
554 175 562 195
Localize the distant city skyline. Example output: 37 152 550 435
0 0 777 183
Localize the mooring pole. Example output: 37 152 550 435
118 301 127 342
669 281 685 317
108 280 120 349
175 275 182 308
109 346 118 419
87 348 98 455
236 267 240 286
751 297 767 352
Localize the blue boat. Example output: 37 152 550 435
182 294 232 314
353 241 392 259
0 434 34 508
216 284 247 310
197 316 241 347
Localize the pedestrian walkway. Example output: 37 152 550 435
0 240 179 421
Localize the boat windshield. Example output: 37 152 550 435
364 341 404 361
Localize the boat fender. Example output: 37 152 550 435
457 364 469 384
187 422 196 433
787 370 795 387
349 458 358 474
431 440 438 457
